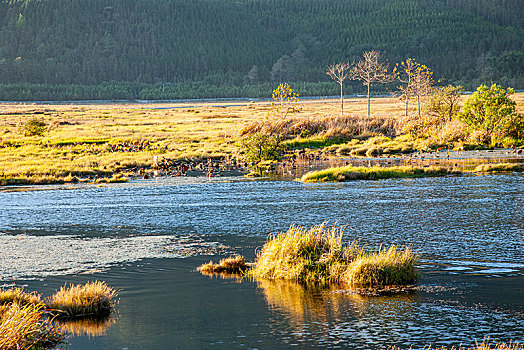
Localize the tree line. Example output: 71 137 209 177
0 0 523 100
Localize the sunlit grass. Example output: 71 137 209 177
198 255 248 274
473 162 524 172
47 281 118 319
300 165 452 182
249 224 418 286
0 302 65 350
0 288 42 309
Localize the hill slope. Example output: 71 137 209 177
0 0 523 99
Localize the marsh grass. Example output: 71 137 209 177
249 224 418 286
0 302 65 350
47 281 117 319
0 288 42 309
198 255 248 275
300 165 452 183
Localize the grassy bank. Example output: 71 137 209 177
1 93 523 185
250 224 418 286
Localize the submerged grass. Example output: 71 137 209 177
0 302 65 350
249 224 418 286
198 255 248 274
47 281 117 319
300 165 452 183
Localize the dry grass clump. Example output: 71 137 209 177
300 165 452 182
473 162 524 173
343 247 418 287
47 281 117 319
250 224 418 286
0 288 42 309
198 255 248 275
0 302 65 350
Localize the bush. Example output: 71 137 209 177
460 84 523 145
23 118 47 136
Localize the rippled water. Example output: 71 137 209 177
1 174 523 349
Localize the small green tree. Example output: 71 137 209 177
241 131 283 164
23 118 47 136
460 84 522 144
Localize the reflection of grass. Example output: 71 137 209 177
48 281 118 319
58 317 115 337
250 223 418 286
0 302 65 350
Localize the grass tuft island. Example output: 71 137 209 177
199 224 418 287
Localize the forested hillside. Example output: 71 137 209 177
0 0 523 100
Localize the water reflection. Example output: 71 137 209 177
58 317 115 337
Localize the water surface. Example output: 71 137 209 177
1 174 523 349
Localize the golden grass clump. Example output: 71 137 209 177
0 288 42 308
198 255 248 275
249 224 418 286
0 302 65 350
300 165 452 183
344 247 418 286
48 281 117 319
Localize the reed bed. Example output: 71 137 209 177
47 281 117 319
0 302 65 350
249 224 418 286
198 255 248 274
300 165 452 183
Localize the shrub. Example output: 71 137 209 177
23 118 47 136
47 281 117 319
460 84 523 145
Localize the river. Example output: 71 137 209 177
1 173 523 349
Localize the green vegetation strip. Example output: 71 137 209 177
300 163 524 183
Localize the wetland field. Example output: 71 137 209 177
1 96 523 349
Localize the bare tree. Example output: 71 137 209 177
326 63 350 117
350 50 395 117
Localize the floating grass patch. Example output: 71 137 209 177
300 165 452 182
249 224 418 286
0 302 65 350
473 162 524 173
47 281 117 319
198 255 248 275
391 339 523 349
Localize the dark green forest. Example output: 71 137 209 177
0 0 523 100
